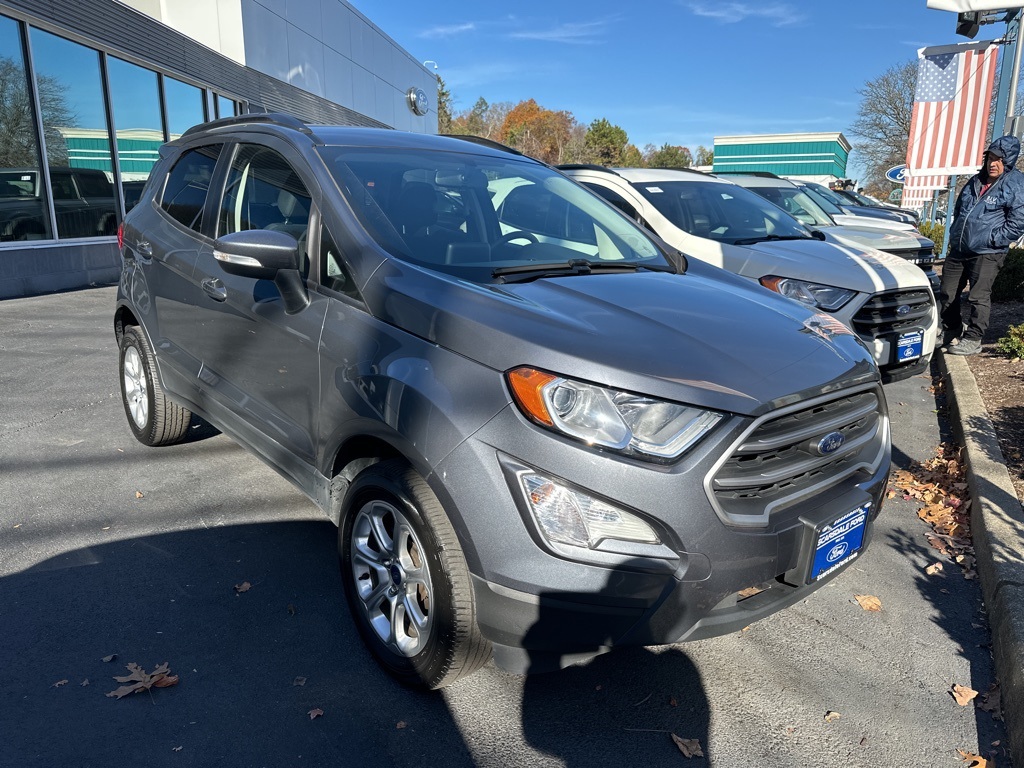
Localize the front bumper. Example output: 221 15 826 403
431 389 889 673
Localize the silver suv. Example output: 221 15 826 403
115 115 890 687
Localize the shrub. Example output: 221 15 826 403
994 248 1024 302
918 221 945 251
996 322 1024 358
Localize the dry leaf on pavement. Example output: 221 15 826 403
957 749 989 767
105 662 179 699
396 721 407 729
101 654 116 663
135 491 144 499
925 562 944 575
234 581 251 594
308 708 324 720
951 683 979 706
978 683 1003 721
854 595 882 611
52 679 68 688
293 676 306 686
824 710 841 722
670 734 703 758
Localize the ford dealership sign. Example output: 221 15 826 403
886 165 907 184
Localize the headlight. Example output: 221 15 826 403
507 367 722 461
759 276 857 311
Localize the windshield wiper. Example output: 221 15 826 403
491 259 674 284
732 234 817 245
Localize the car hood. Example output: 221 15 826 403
364 260 878 417
724 237 930 293
830 212 917 232
823 225 932 252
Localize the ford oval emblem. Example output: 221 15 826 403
896 304 911 316
817 431 845 456
827 541 850 563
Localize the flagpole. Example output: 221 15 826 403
940 175 957 260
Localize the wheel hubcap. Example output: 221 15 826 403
123 346 149 429
350 499 433 657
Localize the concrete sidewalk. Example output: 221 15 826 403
942 351 1024 767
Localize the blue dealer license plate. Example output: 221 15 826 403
810 503 869 581
896 330 923 362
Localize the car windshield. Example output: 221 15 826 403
802 182 851 210
745 185 835 228
795 184 844 216
317 146 670 282
631 179 814 244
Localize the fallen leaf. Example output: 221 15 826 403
172 747 182 752
396 721 407 729
53 679 68 688
595 685 602 691
670 734 703 758
293 676 306 687
135 491 144 499
669 696 678 707
952 684 979 706
287 604 296 616
957 749 989 767
101 654 117 663
234 581 251 594
308 708 324 720
854 595 882 612
824 710 841 722
978 683 1003 721
106 662 179 699
13 523 21 528
926 562 944 575
80 679 89 687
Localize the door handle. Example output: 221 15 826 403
202 277 227 302
136 240 152 257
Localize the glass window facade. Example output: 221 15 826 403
0 13 234 241
0 15 50 240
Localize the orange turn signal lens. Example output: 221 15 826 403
507 367 558 426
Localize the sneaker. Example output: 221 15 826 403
947 337 981 355
940 336 959 353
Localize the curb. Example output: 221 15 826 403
940 350 1024 765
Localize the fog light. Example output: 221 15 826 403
519 473 660 549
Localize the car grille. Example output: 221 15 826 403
887 246 935 265
851 288 934 339
706 386 887 527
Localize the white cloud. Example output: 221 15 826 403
417 22 476 39
508 19 610 44
686 2 805 27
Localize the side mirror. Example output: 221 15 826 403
809 229 827 241
214 229 298 279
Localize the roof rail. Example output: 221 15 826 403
555 163 621 176
647 166 707 175
444 134 526 156
181 112 317 140
713 170 780 178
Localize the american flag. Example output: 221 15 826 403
905 40 999 176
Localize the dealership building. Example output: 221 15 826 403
0 0 437 298
712 132 852 183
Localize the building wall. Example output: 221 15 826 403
0 0 437 299
712 132 851 180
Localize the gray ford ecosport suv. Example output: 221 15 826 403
114 114 890 688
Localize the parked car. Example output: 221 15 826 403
788 179 921 233
726 174 940 289
115 114 890 688
559 165 937 383
817 183 920 227
0 166 117 240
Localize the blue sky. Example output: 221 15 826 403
351 1 987 181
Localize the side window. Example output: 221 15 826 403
319 226 361 301
160 144 222 231
219 145 311 277
583 182 640 220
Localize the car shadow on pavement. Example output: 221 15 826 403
0 521 476 768
517 566 710 767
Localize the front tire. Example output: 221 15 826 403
340 460 491 688
119 326 190 446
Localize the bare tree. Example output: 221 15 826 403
0 56 73 167
849 61 916 193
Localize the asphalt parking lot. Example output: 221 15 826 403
0 286 1009 767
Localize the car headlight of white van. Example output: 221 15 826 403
507 367 722 461
759 276 857 311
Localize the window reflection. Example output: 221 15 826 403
108 56 162 213
165 76 205 140
216 94 237 119
0 15 51 240
30 28 117 238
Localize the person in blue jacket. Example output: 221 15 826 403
941 135 1024 355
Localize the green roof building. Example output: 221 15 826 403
712 132 851 182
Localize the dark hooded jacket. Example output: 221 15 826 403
948 135 1024 255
